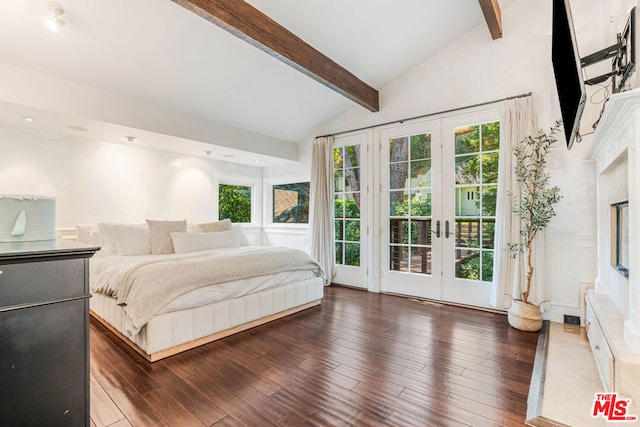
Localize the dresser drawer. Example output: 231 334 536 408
0 298 88 426
586 304 615 391
0 258 86 309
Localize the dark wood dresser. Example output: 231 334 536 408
0 240 99 427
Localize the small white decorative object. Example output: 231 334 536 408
0 194 56 242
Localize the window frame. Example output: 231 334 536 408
216 174 261 226
263 175 310 228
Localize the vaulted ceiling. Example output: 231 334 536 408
0 0 511 166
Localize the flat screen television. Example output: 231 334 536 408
552 0 586 150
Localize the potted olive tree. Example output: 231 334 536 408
507 121 563 332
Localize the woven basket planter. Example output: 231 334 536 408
507 300 543 332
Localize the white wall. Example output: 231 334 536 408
267 0 637 322
0 126 262 234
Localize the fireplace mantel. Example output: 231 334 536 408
587 87 640 354
584 88 640 408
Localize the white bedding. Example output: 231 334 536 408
91 246 270 297
90 245 324 336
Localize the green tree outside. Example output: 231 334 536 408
219 184 251 223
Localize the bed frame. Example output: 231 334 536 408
89 277 323 362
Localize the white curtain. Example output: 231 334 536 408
310 136 335 285
490 97 544 309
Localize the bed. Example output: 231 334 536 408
78 220 325 362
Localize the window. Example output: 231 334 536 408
272 182 310 223
218 183 252 223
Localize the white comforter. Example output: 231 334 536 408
90 246 325 335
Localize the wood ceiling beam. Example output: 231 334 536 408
478 0 503 40
172 0 380 112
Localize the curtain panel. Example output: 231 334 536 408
491 97 547 309
310 136 335 285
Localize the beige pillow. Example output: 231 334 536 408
146 219 187 254
198 218 232 233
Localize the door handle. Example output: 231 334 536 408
445 220 452 239
432 220 441 238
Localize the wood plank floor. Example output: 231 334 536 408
89 286 539 426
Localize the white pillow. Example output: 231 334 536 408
76 223 97 244
146 219 186 254
170 229 239 253
87 229 105 257
231 224 251 246
195 221 250 246
110 224 151 256
96 223 118 256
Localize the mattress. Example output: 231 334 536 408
90 276 324 356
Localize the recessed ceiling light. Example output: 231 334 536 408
124 136 137 143
45 1 66 32
204 150 213 156
20 116 36 122
253 160 260 164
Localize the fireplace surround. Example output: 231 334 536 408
586 87 640 410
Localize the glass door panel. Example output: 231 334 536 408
334 146 361 267
333 132 369 289
442 114 500 307
380 120 442 300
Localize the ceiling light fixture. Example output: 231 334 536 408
204 150 212 156
124 136 136 143
45 1 66 32
20 116 36 122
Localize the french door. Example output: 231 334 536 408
378 109 500 308
379 119 444 300
333 131 369 289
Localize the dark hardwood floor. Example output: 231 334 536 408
89 286 539 426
